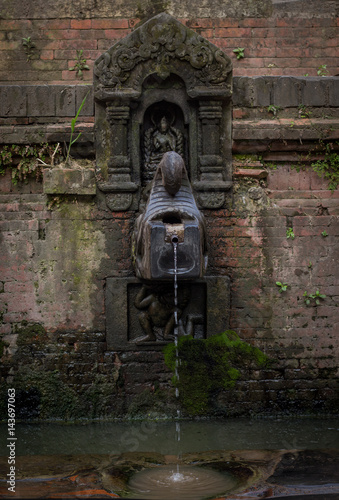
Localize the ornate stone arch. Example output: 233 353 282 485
94 12 233 211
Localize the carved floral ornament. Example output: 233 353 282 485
94 13 232 91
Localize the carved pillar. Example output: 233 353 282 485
194 100 231 209
107 104 130 174
98 101 138 211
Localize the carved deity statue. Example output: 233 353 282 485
134 284 190 343
143 114 184 185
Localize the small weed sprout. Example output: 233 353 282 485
65 91 90 165
317 64 329 77
276 281 288 293
22 37 36 62
298 104 312 118
233 47 245 59
303 290 326 306
321 230 328 237
286 227 295 239
311 142 339 192
267 105 281 117
70 50 90 80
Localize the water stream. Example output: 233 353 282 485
172 235 182 479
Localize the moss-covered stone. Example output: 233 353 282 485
15 322 48 346
163 331 270 415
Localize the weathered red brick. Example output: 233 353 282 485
0 20 32 30
71 19 92 29
103 29 131 39
39 40 88 51
33 20 71 30
40 50 54 60
241 18 270 28
215 27 251 38
92 19 129 29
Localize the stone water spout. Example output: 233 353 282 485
133 151 208 281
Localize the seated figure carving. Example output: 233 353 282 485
134 284 190 342
143 115 184 185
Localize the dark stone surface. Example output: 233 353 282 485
55 86 76 117
302 78 328 107
268 450 339 486
43 166 96 195
27 85 56 117
329 78 339 107
273 77 300 108
105 276 230 350
0 85 27 116
252 76 274 107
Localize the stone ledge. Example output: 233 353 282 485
0 78 337 119
0 85 94 118
234 168 267 180
232 118 339 141
43 167 96 195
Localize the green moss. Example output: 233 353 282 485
233 154 261 162
163 331 270 415
15 322 48 346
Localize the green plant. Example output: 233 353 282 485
69 50 90 80
163 331 269 415
65 91 90 165
321 230 328 237
311 142 339 192
233 47 245 60
317 64 329 77
276 281 288 293
286 227 295 239
0 143 61 185
291 141 339 193
308 261 313 268
303 290 326 306
22 36 36 62
298 104 312 118
267 105 281 117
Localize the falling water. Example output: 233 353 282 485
172 235 183 479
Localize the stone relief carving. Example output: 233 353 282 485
134 284 191 343
143 113 184 185
94 13 232 91
94 12 233 211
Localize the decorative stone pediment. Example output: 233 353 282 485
94 13 232 98
94 13 233 211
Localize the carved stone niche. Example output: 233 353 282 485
105 276 230 350
94 12 233 211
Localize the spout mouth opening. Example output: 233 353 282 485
171 234 179 244
163 213 182 224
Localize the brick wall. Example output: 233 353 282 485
0 75 338 418
0 9 338 83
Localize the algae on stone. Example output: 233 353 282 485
164 330 269 415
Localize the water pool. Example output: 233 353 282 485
0 417 338 456
0 418 338 499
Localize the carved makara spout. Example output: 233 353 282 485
133 151 208 281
